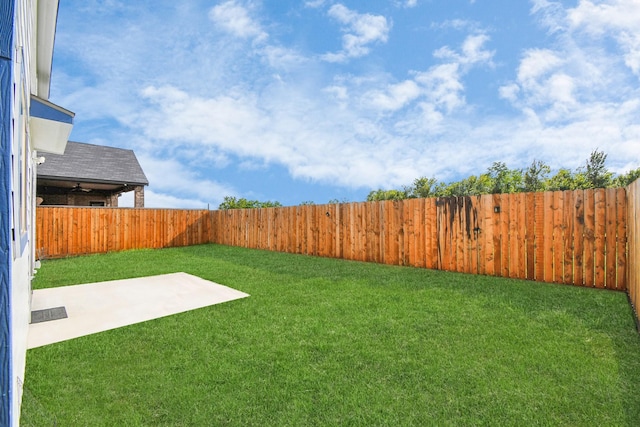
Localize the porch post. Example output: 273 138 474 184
134 186 144 208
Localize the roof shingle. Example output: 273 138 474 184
37 141 149 186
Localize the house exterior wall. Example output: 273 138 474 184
39 192 117 207
1 0 55 424
0 1 15 421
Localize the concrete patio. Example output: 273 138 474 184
27 272 249 349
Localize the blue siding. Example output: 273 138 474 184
0 0 15 424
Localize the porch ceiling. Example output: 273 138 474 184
37 178 133 193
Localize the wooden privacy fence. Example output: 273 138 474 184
36 207 211 258
209 189 628 290
628 179 640 319
37 187 632 293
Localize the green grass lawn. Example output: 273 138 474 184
21 244 640 426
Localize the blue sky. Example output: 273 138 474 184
50 0 640 208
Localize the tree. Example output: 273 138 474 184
218 196 282 210
613 167 640 187
437 174 493 197
523 159 551 192
545 168 588 191
583 149 613 188
327 198 351 204
360 150 636 202
406 177 439 199
366 189 408 201
487 162 523 194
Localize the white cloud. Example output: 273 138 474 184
516 48 562 84
501 1 640 126
433 33 494 67
139 85 294 162
460 34 495 65
136 84 422 189
144 190 211 210
393 0 418 7
365 80 421 111
321 4 391 62
259 45 309 70
137 153 236 208
567 0 640 75
209 0 267 42
431 19 484 34
359 33 494 114
304 0 327 8
530 0 568 34
504 48 579 118
498 83 520 103
414 63 465 113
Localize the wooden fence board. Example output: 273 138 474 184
563 191 575 285
414 198 423 267
627 179 639 323
573 190 585 286
445 198 453 271
492 194 503 277
541 192 552 283
469 196 480 275
583 190 596 287
500 194 510 278
360 204 368 261
377 201 384 264
605 188 618 288
508 194 518 278
403 199 413 266
533 193 544 281
454 198 464 273
389 200 401 265
418 198 427 268
525 193 535 280
365 203 375 262
594 189 606 288
425 199 439 269
616 188 627 291
468 197 475 274
516 193 526 279
551 191 563 284
482 194 494 276
351 203 359 261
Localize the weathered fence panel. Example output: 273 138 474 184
36 207 211 258
208 189 628 290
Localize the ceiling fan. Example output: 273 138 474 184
70 183 92 193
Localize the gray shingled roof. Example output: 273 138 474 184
37 141 149 186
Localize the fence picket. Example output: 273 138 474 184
563 191 575 285
425 198 437 270
594 189 606 288
605 188 617 288
616 188 627 291
481 194 494 276
573 190 585 286
524 193 535 280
